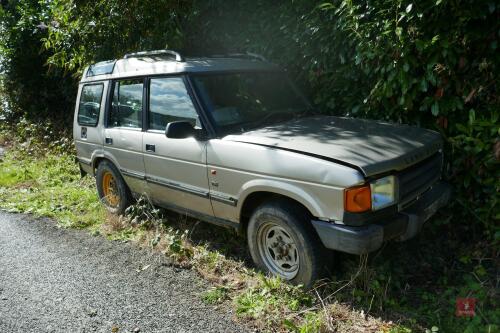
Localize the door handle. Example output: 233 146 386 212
81 127 87 139
145 144 155 152
105 137 113 145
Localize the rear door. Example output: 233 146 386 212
103 79 146 194
142 76 213 216
74 82 106 172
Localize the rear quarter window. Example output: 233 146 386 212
78 84 104 126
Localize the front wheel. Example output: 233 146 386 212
96 161 131 214
247 200 327 288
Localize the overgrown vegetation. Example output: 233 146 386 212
0 131 104 228
1 0 499 332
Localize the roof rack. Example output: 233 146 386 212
123 49 184 62
211 52 268 62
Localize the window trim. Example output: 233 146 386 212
77 83 104 127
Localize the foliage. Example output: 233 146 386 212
0 0 75 126
0 0 192 127
202 286 230 305
43 0 192 73
331 234 499 333
235 275 315 330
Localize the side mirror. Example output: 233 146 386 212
165 121 196 139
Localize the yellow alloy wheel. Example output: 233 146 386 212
102 171 120 207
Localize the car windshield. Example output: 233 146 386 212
191 72 312 135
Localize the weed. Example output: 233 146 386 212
284 311 322 333
202 286 230 305
235 275 318 331
125 196 163 227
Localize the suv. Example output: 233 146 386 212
74 50 451 287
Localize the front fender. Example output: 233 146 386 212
237 179 326 219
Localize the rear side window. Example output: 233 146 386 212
149 77 200 130
78 84 104 126
109 79 144 128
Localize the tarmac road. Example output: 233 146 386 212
0 211 248 333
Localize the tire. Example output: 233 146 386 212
247 200 327 288
95 160 132 214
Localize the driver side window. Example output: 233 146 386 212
148 77 200 130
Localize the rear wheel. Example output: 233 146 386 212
247 200 327 288
96 161 131 214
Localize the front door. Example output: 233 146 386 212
103 79 146 194
143 76 213 216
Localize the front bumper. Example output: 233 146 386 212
312 181 452 255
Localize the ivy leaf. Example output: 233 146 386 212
464 175 471 188
406 4 413 13
469 109 476 124
431 102 439 116
420 79 428 92
456 123 467 133
318 3 334 10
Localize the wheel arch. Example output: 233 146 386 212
238 182 323 235
91 152 120 176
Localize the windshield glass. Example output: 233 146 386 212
191 72 311 135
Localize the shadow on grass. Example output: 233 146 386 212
159 208 252 265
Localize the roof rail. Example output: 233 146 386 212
211 52 268 62
124 49 184 62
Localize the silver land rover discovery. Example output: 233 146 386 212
74 50 452 287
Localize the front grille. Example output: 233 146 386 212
398 152 442 207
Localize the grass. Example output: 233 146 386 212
0 144 105 229
202 286 230 305
0 129 497 333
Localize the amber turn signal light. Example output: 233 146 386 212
344 185 372 213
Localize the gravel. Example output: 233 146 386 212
0 211 249 333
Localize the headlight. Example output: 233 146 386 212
344 175 397 213
370 175 396 210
